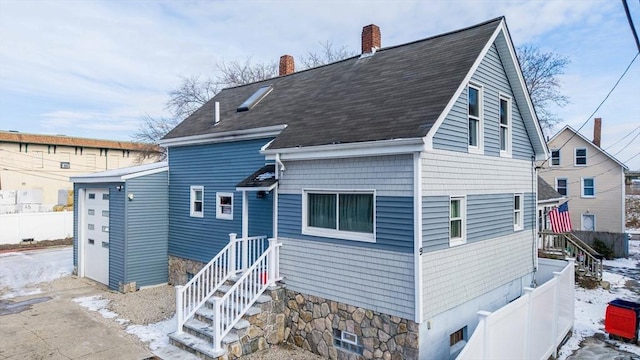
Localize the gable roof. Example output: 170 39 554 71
537 176 565 203
549 126 628 170
0 131 149 151
162 17 546 158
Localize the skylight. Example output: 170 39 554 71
237 85 273 112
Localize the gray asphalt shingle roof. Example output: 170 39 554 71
163 18 503 150
538 176 564 202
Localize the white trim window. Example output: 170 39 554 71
556 178 568 196
190 186 204 217
582 177 595 198
216 192 234 220
467 84 483 153
581 213 596 231
449 196 466 246
514 194 523 231
575 148 587 166
550 149 560 166
499 95 511 156
302 190 375 242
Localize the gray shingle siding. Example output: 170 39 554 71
168 138 273 264
126 171 168 287
278 194 413 253
279 237 415 319
432 43 534 160
109 185 126 290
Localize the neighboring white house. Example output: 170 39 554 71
539 119 627 236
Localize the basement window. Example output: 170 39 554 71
333 329 363 355
237 85 273 112
450 326 467 356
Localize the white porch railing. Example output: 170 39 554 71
175 233 270 334
211 238 281 351
456 259 575 360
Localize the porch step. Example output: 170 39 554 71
194 306 252 330
168 332 226 360
216 284 272 304
183 318 240 344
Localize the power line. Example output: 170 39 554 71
604 124 640 150
622 0 640 52
542 52 639 167
612 131 640 156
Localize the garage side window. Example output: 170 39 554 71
190 186 204 218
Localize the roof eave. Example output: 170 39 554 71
262 137 425 160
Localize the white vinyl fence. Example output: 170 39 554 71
457 259 574 360
0 211 73 245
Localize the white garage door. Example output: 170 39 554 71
83 189 110 285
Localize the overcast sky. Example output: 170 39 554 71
0 0 638 169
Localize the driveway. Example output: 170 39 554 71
0 248 153 360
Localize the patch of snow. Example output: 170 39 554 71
0 248 73 298
72 295 118 319
126 315 176 351
557 240 640 360
256 172 275 181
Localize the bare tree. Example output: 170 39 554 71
299 41 357 69
516 45 570 132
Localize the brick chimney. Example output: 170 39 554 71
361 24 381 54
279 55 295 76
593 117 602 147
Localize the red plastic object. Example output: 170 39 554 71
605 299 640 341
260 271 268 284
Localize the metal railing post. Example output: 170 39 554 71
229 233 237 273
175 285 184 334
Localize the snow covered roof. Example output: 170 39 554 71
70 162 168 183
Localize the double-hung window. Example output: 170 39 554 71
550 149 560 166
514 194 523 231
449 196 466 246
303 190 374 242
575 148 587 166
468 84 483 152
582 178 595 198
216 192 233 220
556 178 568 196
190 186 204 217
499 95 511 156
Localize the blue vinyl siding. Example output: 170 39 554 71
421 192 535 252
433 43 534 160
168 138 273 264
467 194 513 243
109 185 126 290
278 194 413 253
125 171 168 287
422 196 450 251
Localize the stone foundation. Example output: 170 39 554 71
168 255 207 285
284 290 419 360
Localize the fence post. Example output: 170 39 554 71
229 233 237 273
212 297 222 351
175 285 184 334
477 310 491 359
523 287 535 359
551 271 562 358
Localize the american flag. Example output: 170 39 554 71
549 202 572 233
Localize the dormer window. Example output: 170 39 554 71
237 85 273 112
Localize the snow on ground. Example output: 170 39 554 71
72 295 118 319
557 239 640 360
0 247 73 299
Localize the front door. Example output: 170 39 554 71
83 189 110 285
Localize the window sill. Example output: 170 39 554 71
581 196 595 199
449 238 466 247
468 147 484 155
303 227 375 243
573 164 587 167
190 213 204 218
514 225 523 231
499 151 512 158
216 214 233 220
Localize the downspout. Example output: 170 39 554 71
531 155 537 288
275 153 285 179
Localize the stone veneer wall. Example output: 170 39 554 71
168 255 206 285
284 290 419 360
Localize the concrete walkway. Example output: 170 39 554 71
0 277 153 360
